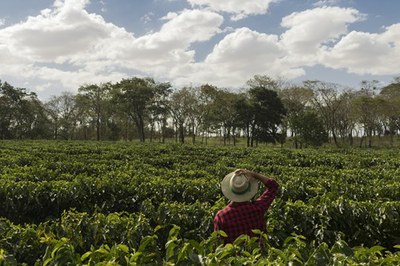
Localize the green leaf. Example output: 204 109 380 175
233 235 249 246
271 247 287 260
118 244 129 253
369 245 385 255
166 240 178 261
96 246 110 254
218 230 228 238
214 246 234 261
177 242 191 262
138 235 156 252
154 225 164 233
81 251 92 261
43 258 53 266
251 229 263 236
131 251 142 262
168 225 181 240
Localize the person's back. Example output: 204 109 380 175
214 169 279 243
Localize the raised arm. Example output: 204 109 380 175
234 169 279 208
235 169 277 187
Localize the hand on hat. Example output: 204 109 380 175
234 169 255 182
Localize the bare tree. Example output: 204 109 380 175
76 83 112 141
45 92 79 140
305 80 348 147
168 87 199 144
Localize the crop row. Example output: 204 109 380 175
1 210 400 265
1 178 399 254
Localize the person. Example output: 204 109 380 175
214 169 279 244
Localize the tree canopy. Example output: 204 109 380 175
1 76 400 148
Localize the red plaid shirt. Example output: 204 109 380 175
214 178 279 243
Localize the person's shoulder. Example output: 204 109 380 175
216 205 231 215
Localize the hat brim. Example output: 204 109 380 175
221 171 259 202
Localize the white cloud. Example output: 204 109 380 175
205 28 283 71
0 1 224 96
0 0 119 64
0 18 5 27
381 23 400 45
187 0 279 21
0 0 132 95
0 44 32 75
171 27 304 88
280 6 365 65
141 12 155 24
53 0 90 9
0 1 399 99
119 9 223 71
313 0 341 7
157 9 222 44
321 24 400 75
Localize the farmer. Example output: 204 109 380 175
214 169 279 243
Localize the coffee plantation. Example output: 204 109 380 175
0 141 399 265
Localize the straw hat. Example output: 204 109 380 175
221 171 259 202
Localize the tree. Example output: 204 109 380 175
234 92 253 146
333 91 358 146
23 93 52 139
205 88 241 145
305 80 347 147
360 80 380 95
112 77 159 142
44 96 61 139
147 82 172 143
0 81 50 139
378 79 400 145
76 83 112 141
352 94 382 148
246 87 286 146
168 87 199 144
44 92 79 140
197 84 218 144
291 110 328 147
279 86 314 114
279 86 314 145
246 74 281 91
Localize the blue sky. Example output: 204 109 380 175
0 0 399 100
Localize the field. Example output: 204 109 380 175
0 140 400 265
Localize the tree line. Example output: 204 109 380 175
1 75 400 147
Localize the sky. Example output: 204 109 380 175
0 0 399 101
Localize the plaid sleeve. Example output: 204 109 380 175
255 178 279 211
213 211 222 232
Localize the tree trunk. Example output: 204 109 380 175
331 127 339 147
233 127 236 146
96 116 100 141
192 124 196 144
161 120 166 143
139 117 145 142
368 129 372 148
179 123 184 143
133 114 145 142
245 124 250 147
150 122 154 142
